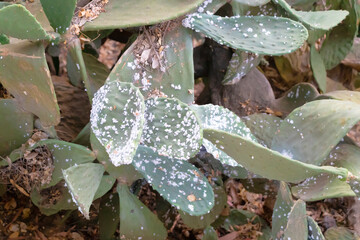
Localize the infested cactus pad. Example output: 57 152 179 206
183 14 308 55
132 146 215 216
191 104 257 141
191 104 257 167
90 81 145 166
142 97 202 160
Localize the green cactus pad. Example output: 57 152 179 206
204 129 348 183
292 173 355 201
307 216 325 240
272 182 294 239
283 200 308 240
72 123 91 148
223 50 261 85
142 97 202 159
273 0 348 30
233 0 270 6
310 45 327 92
202 139 239 167
90 81 145 166
191 104 257 167
273 83 319 114
40 0 76 34
0 4 50 40
0 41 60 126
63 163 105 219
325 227 357 240
32 139 96 188
183 14 308 55
319 0 357 69
292 144 359 201
90 132 143 184
180 186 227 229
202 226 218 240
271 100 360 166
319 90 360 104
99 193 120 240
82 0 204 31
30 181 77 216
83 53 109 94
132 145 215 216
107 24 194 104
25 0 53 32
117 183 167 240
67 39 109 101
243 113 283 148
0 99 33 158
93 175 116 200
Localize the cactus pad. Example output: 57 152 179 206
0 4 50 40
233 0 270 6
223 50 261 85
90 81 145 166
283 200 308 240
272 182 294 239
63 163 105 219
307 216 325 240
82 0 204 31
183 14 308 55
180 186 227 229
204 129 348 182
32 139 96 188
271 100 360 166
142 97 202 159
191 104 256 166
243 113 283 148
0 99 33 158
107 24 195 104
0 41 60 126
132 145 215 216
117 183 167 240
310 45 327 92
90 132 143 184
40 0 76 34
274 0 349 30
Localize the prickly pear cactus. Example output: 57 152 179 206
183 14 308 55
132 145 215 215
90 81 145 166
63 163 105 219
142 97 202 159
0 4 51 40
117 183 167 240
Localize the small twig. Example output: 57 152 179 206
169 214 181 232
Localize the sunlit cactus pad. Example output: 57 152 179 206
142 97 202 159
132 146 215 216
90 81 145 166
183 14 308 55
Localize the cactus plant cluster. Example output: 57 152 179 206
0 0 360 239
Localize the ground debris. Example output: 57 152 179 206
0 132 53 195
